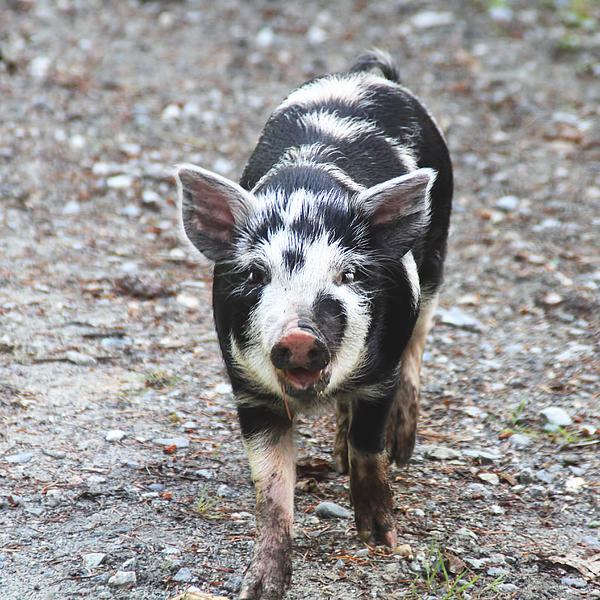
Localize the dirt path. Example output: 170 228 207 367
1 1 599 599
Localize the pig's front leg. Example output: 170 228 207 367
348 399 397 547
239 406 295 600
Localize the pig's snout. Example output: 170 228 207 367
270 328 330 390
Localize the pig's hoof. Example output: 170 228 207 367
355 505 397 547
240 555 292 600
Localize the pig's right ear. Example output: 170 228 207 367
175 164 257 261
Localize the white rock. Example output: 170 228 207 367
169 248 186 261
176 292 199 309
437 306 483 332
214 382 233 395
108 571 136 587
495 195 519 211
161 104 181 121
307 25 327 45
152 437 189 448
478 472 500 485
66 351 97 366
411 11 454 29
83 553 106 569
105 430 126 442
565 476 586 493
62 200 81 215
30 56 52 80
107 174 134 189
426 446 460 461
541 406 572 427
69 134 86 150
256 27 275 48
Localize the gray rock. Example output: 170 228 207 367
152 437 189 449
66 350 97 366
540 406 572 428
121 557 137 571
108 570 136 587
173 567 193 582
495 195 519 211
83 553 106 570
487 566 509 577
6 452 33 464
437 306 483 332
105 429 126 442
314 501 352 519
426 446 461 460
582 535 600 549
517 467 535 484
561 576 587 589
509 433 532 450
498 583 518 594
217 484 238 498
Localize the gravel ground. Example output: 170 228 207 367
1 1 599 599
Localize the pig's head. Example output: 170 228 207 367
175 164 434 412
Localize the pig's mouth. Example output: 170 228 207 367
277 366 331 394
282 367 324 390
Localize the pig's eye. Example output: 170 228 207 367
246 266 269 287
334 269 355 286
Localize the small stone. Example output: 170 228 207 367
29 56 52 80
498 583 518 594
66 350 97 366
306 25 327 45
62 200 81 215
517 467 535 484
394 544 413 558
119 204 142 218
314 501 352 519
411 11 454 29
541 292 563 306
256 27 275 48
69 134 86 150
195 469 215 479
464 557 489 569
407 507 425 519
172 567 193 582
214 382 233 395
561 576 587 589
426 446 460 461
6 452 33 464
478 472 500 485
540 406 572 428
121 557 137 570
105 430 126 442
182 101 202 119
582 535 600 549
83 553 106 570
169 247 186 261
495 195 519 211
108 570 136 587
107 174 134 189
217 484 238 498
565 476 586 493
176 292 200 309
487 566 509 577
161 104 181 121
437 306 483 332
509 433 532 450
489 504 505 515
152 437 189 449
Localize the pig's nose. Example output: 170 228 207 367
270 328 331 371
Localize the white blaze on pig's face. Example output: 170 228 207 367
228 188 372 407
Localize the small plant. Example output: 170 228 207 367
410 542 505 599
195 487 220 519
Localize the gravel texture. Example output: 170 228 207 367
1 1 599 599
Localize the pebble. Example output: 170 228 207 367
509 433 532 450
121 557 137 570
437 306 483 332
565 476 586 493
425 445 460 461
172 567 193 582
176 292 200 309
410 11 454 29
105 429 126 442
407 507 425 519
161 104 181 121
29 56 52 80
217 484 238 498
498 583 518 594
108 570 136 587
487 566 509 577
62 200 81 215
83 553 106 569
541 406 572 430
107 174 134 189
582 535 600 549
314 501 352 519
463 449 501 462
152 437 189 448
478 472 500 486
561 576 587 589
195 469 215 479
495 195 519 211
6 452 34 464
65 350 97 366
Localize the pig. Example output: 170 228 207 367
175 49 452 600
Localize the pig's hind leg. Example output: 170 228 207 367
386 294 438 465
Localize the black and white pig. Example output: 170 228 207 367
175 50 452 600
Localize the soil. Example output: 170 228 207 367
1 1 599 600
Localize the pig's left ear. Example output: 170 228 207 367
175 164 257 261
356 168 436 252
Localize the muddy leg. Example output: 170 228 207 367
386 295 437 465
239 406 295 600
348 399 397 547
334 398 350 474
